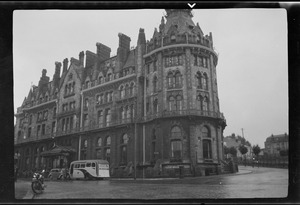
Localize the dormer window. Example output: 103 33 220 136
107 73 112 81
85 80 90 88
171 35 176 42
98 76 103 84
68 73 73 81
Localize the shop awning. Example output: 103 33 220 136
40 145 76 157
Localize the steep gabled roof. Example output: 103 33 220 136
59 61 82 90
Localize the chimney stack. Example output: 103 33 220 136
116 33 131 72
63 58 69 73
53 62 61 87
79 51 85 66
55 62 61 76
38 69 50 92
137 28 146 46
96 42 111 62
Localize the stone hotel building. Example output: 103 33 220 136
14 9 227 178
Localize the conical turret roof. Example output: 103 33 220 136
162 9 202 36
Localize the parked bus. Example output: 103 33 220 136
69 159 110 180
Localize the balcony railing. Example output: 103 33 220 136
146 36 212 54
141 109 225 122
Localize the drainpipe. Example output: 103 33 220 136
78 91 84 160
134 118 137 180
143 75 146 178
216 126 220 174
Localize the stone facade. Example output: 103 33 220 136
264 133 289 156
14 9 226 178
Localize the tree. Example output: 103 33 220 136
224 146 230 159
239 145 248 156
229 147 237 157
252 144 261 157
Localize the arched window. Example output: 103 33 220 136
104 136 111 162
105 109 111 126
175 71 182 88
197 95 203 110
121 106 125 122
202 126 210 138
122 133 129 144
153 76 158 93
126 105 131 120
98 110 103 128
107 73 112 81
106 136 111 146
198 56 203 67
168 96 175 111
97 137 102 147
167 72 173 88
203 139 212 159
202 73 208 90
98 76 103 84
130 82 135 96
83 114 89 127
131 104 135 119
175 95 182 111
153 98 158 114
171 32 176 43
85 80 90 88
120 85 125 99
105 148 110 163
29 115 33 125
120 134 129 164
194 55 198 66
97 94 104 104
203 96 208 111
171 126 182 138
28 127 31 138
171 126 182 159
196 72 202 89
203 57 207 68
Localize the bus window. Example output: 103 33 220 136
86 163 91 167
80 163 85 168
92 162 96 167
75 164 80 168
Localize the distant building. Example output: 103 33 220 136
14 9 227 178
224 135 252 159
258 148 265 156
264 133 289 156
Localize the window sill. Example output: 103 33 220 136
170 158 183 163
64 93 75 98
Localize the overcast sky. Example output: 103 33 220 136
13 8 288 148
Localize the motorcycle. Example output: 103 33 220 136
31 170 46 194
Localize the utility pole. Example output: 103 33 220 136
241 128 245 138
